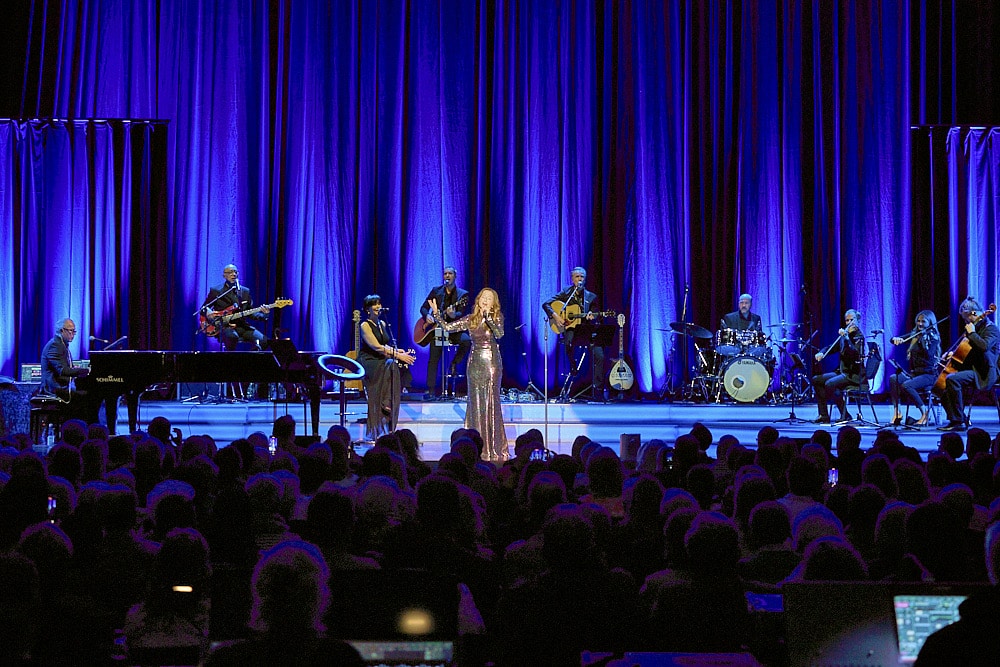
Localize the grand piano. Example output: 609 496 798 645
79 350 325 435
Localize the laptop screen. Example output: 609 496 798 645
347 640 453 667
893 594 966 664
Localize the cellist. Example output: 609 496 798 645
937 297 1000 432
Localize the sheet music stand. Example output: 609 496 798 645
559 322 616 401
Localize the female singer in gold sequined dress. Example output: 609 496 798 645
430 288 509 461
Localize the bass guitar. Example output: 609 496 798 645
199 299 293 337
549 300 616 334
413 294 468 347
609 313 634 391
344 310 363 391
933 303 996 395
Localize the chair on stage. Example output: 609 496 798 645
842 342 881 427
903 386 942 427
317 354 366 428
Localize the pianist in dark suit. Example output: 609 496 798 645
201 264 269 349
41 318 97 422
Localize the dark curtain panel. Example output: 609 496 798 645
0 119 169 372
3 0 1000 395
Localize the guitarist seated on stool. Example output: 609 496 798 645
542 266 606 398
200 264 270 349
418 266 471 399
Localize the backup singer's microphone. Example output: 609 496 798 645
235 278 241 291
871 329 884 334
89 336 109 343
380 307 390 312
514 323 526 330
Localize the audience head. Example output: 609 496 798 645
249 540 330 637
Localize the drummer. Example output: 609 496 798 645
717 293 764 355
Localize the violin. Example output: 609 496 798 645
932 304 996 396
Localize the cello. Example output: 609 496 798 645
932 303 996 396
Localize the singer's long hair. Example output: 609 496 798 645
908 309 939 356
470 288 502 330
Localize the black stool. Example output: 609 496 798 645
317 354 366 428
29 395 67 445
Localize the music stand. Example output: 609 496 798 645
564 322 616 401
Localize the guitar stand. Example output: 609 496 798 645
557 348 588 402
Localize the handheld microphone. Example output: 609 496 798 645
89 336 109 343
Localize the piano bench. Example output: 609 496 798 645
29 397 67 445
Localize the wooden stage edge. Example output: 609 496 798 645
122 397 1000 462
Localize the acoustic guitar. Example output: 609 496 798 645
548 300 616 334
933 303 996 395
609 313 635 391
199 299 293 337
344 310 363 391
413 294 468 347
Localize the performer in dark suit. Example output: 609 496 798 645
542 266 606 398
720 294 763 332
200 264 269 349
937 297 1000 432
812 309 866 423
41 318 97 422
418 266 471 399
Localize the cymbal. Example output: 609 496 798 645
669 321 713 339
766 321 803 328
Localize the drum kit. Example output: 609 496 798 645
667 320 817 404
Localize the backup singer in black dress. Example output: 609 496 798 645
358 295 416 440
812 309 866 423
431 288 509 461
888 310 941 426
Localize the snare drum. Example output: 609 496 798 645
721 355 771 402
716 329 741 356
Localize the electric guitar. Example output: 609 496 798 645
548 300 616 334
609 313 635 391
199 299 293 337
344 310 363 391
413 293 469 347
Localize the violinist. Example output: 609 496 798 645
812 309 865 424
937 297 1000 432
888 310 941 426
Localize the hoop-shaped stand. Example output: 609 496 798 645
317 354 366 428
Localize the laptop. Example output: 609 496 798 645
346 640 454 667
892 593 966 664
784 582 981 667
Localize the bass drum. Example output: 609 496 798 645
721 355 771 402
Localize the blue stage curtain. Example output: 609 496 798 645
2 0 997 397
0 119 168 375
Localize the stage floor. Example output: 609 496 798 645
124 396 1000 461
